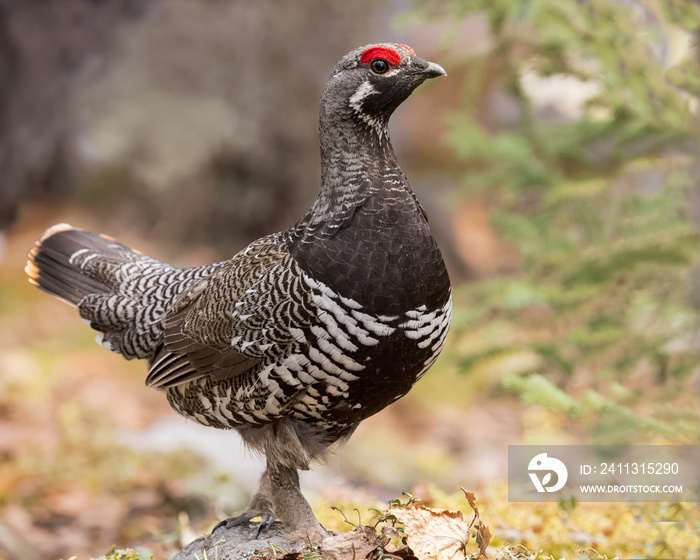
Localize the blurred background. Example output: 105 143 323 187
1 0 699 558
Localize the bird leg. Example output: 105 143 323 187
213 469 274 537
267 463 327 542
213 462 326 542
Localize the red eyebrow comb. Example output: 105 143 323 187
360 46 401 66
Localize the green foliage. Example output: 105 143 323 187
416 0 700 443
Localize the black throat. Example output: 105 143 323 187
288 104 450 314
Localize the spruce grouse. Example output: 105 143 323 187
26 43 452 540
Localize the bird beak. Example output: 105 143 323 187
415 61 447 79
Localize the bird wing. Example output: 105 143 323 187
145 233 314 389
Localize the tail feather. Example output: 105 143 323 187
25 223 132 306
26 223 215 361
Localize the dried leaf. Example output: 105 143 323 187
381 524 401 542
461 487 491 558
462 490 477 509
319 525 382 560
389 547 419 560
476 523 491 558
387 505 470 560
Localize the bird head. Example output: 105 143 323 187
321 43 446 132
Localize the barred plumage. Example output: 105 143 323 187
25 43 451 542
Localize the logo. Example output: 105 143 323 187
528 452 568 493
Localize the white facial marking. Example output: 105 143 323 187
349 80 377 113
349 80 387 135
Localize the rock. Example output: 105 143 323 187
171 521 399 560
172 522 297 560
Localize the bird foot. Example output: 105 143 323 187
213 510 275 539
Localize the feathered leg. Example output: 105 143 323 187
214 463 326 542
214 468 274 538
268 463 326 542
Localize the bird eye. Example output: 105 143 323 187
370 59 390 74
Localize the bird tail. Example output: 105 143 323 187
25 223 133 306
26 223 214 361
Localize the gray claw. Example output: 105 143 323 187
213 510 275 537
254 513 274 539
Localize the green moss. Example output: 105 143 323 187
101 548 153 560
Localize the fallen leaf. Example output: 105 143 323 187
381 524 401 541
476 523 491 558
461 486 491 558
387 505 469 560
319 525 382 560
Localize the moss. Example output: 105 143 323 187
89 548 153 560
